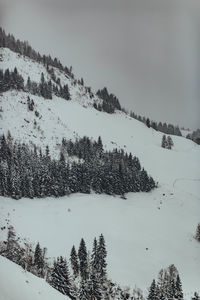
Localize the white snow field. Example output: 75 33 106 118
0 187 200 299
0 47 200 298
0 255 70 300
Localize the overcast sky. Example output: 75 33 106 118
0 0 199 129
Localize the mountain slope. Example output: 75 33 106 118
0 255 70 300
0 87 199 185
0 46 200 297
0 188 200 297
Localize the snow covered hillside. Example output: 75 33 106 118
0 45 200 297
0 186 200 298
0 47 101 107
0 87 199 186
0 255 70 300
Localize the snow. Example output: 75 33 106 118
0 186 200 298
0 48 51 84
0 47 200 298
0 47 102 108
0 255 70 300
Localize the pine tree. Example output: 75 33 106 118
151 121 158 131
34 242 44 277
50 256 73 298
97 136 103 155
78 238 88 280
167 278 176 300
3 68 11 91
161 135 167 148
147 279 158 300
91 237 98 274
96 234 107 281
146 118 151 128
10 163 21 199
6 225 16 260
175 274 183 299
62 84 70 100
70 245 79 278
167 136 174 149
195 223 200 242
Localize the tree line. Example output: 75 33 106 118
0 68 70 100
94 87 122 114
130 111 182 137
0 134 156 199
186 129 200 145
0 27 74 78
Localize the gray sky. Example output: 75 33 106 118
0 0 199 129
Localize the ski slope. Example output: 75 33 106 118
0 256 70 300
0 47 200 297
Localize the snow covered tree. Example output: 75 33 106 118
91 237 98 274
5 225 24 266
34 242 44 277
6 225 17 260
146 118 151 128
78 238 89 280
96 234 107 282
174 274 183 299
167 136 174 149
161 135 167 148
10 163 21 199
70 245 79 278
61 84 70 100
147 279 158 300
195 223 200 242
50 256 73 298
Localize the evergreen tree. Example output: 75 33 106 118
10 163 21 199
161 135 167 148
50 256 73 298
34 242 44 276
175 274 183 300
91 237 98 274
78 238 88 280
6 225 17 260
62 84 70 100
70 245 79 278
195 223 200 242
147 279 158 300
167 136 174 149
151 121 158 131
96 234 107 281
146 118 151 128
